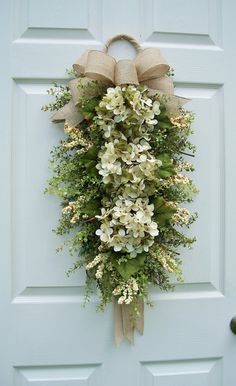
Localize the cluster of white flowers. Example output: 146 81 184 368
170 112 193 129
98 85 160 128
86 253 104 270
175 162 193 172
95 262 105 279
96 197 159 257
62 201 76 214
161 174 190 189
63 123 91 150
151 246 179 273
96 139 162 193
95 85 161 257
86 253 107 280
171 207 190 225
112 277 139 304
62 196 90 224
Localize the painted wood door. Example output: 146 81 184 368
1 0 236 385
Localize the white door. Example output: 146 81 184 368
1 0 236 385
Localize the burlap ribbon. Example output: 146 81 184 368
52 34 190 126
114 298 144 345
51 35 190 344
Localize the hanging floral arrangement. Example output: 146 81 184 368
42 34 197 344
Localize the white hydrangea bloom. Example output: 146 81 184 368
95 196 159 256
95 85 161 258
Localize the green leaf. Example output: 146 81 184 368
83 198 100 216
80 146 98 162
157 121 172 130
79 147 99 177
114 254 146 280
79 96 100 119
158 153 176 178
154 196 177 227
86 160 99 177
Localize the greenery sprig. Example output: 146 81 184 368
43 76 197 316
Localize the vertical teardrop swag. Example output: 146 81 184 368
42 35 197 345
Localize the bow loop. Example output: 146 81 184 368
135 48 170 81
143 76 174 94
115 60 139 86
84 50 116 84
73 49 90 74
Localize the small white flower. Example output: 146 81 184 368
145 98 152 107
96 223 113 242
153 100 160 115
148 221 159 237
118 228 126 236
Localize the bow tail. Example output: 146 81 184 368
148 88 190 115
114 299 144 346
51 100 83 127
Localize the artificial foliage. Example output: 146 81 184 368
42 44 197 323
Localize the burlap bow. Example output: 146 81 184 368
51 35 190 344
114 298 144 346
52 34 190 127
